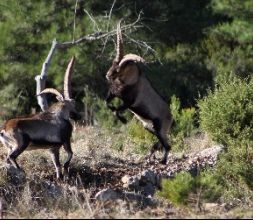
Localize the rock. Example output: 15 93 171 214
42 180 62 198
139 170 157 186
122 191 155 205
203 203 220 211
142 183 156 197
95 188 122 201
5 165 26 185
121 175 140 190
198 145 224 158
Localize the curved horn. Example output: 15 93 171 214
38 88 64 102
114 21 124 63
119 53 146 67
64 56 75 100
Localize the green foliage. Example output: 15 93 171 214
198 171 223 202
158 172 196 205
170 95 196 137
94 97 123 130
199 78 253 145
170 95 197 150
0 83 32 119
127 118 157 155
157 171 223 206
198 77 253 200
214 141 253 200
206 0 253 81
0 0 224 122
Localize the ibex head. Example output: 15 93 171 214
106 21 146 86
39 56 81 121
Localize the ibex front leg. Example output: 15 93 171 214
106 92 128 124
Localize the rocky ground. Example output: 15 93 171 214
0 126 252 218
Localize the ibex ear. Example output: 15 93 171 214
119 63 139 85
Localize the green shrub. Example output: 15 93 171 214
0 83 29 120
157 171 223 206
198 77 253 145
214 141 253 200
170 95 197 150
127 118 156 155
198 77 253 201
82 86 124 129
157 172 196 205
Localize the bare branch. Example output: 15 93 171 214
123 34 162 64
35 39 58 111
107 0 117 31
100 0 117 54
73 0 79 42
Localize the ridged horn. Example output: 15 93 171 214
38 88 64 102
118 53 146 67
114 21 124 63
64 56 75 100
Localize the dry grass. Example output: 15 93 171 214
0 125 252 219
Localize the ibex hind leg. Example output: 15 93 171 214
153 119 171 165
63 141 73 179
148 141 162 161
50 147 63 180
158 135 171 165
142 122 159 163
7 138 29 171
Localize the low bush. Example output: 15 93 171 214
157 171 223 206
198 77 253 201
170 95 197 150
198 78 253 145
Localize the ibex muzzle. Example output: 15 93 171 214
105 22 173 164
0 57 80 179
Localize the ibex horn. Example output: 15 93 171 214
38 88 64 102
64 56 75 100
115 21 124 63
119 53 146 67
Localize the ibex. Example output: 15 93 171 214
105 22 173 164
0 57 81 179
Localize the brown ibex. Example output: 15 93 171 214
0 57 81 179
105 22 173 164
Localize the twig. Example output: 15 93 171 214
83 9 100 32
101 0 117 54
124 34 162 64
107 0 116 30
73 0 79 42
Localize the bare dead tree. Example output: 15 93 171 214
35 2 157 112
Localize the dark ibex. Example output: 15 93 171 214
105 22 173 164
0 57 81 179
